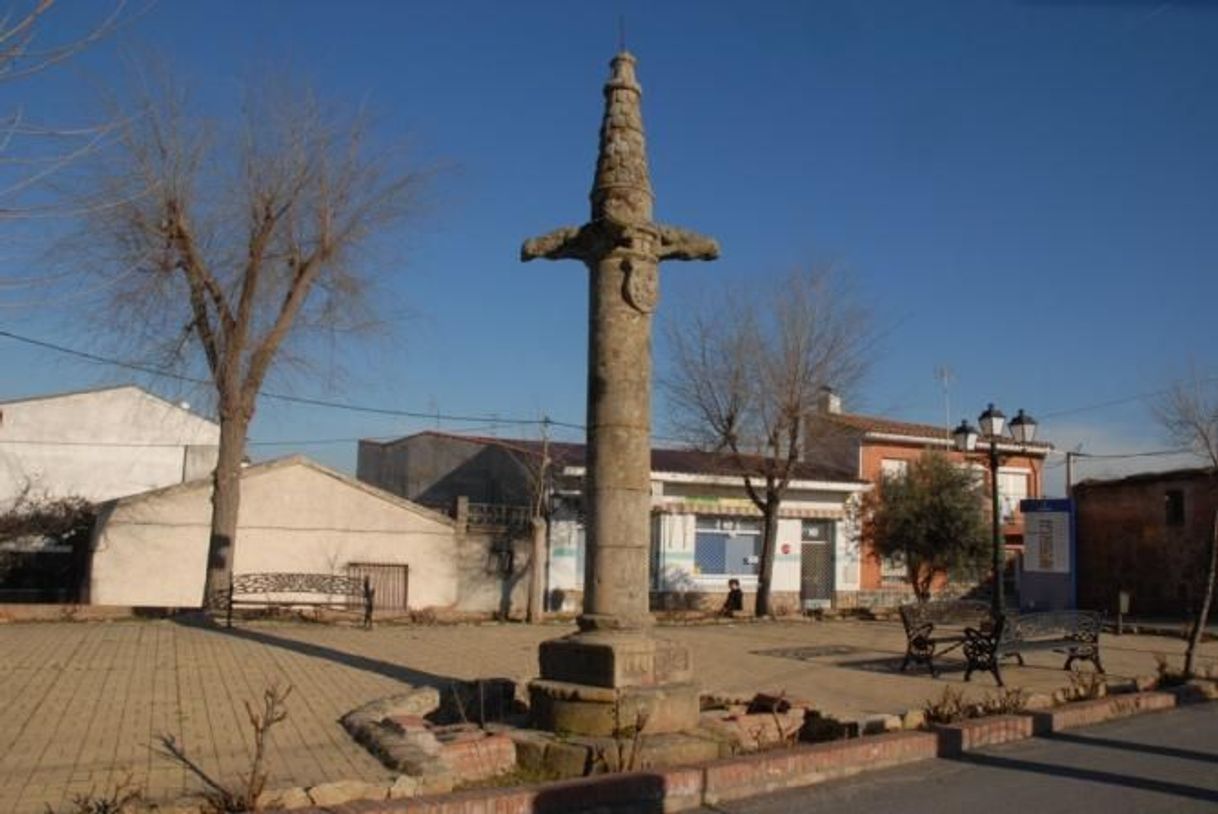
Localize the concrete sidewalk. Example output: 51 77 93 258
0 617 1213 813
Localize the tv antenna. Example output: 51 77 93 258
934 366 955 435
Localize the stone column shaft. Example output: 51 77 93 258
581 252 655 631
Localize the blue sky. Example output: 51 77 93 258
2 0 1216 493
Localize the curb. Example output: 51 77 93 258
251 688 1214 814
285 731 938 813
1026 691 1177 736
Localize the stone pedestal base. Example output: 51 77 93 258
530 631 700 736
529 679 701 737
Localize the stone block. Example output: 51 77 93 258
257 786 311 810
439 732 516 781
544 739 593 778
505 729 554 773
860 714 902 735
529 679 701 736
578 731 722 773
307 779 387 807
387 774 420 799
900 708 926 729
383 714 429 733
383 740 445 774
342 688 440 730
538 631 694 688
416 768 455 796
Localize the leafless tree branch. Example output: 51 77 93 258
664 267 869 615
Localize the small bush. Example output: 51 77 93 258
923 686 968 725
980 687 1028 715
158 684 292 812
1065 669 1108 701
47 775 141 813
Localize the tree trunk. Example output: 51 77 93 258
1183 505 1218 678
755 498 779 617
527 516 547 623
202 412 249 608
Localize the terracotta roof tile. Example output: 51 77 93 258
815 412 1053 451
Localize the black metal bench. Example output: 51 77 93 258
899 600 994 677
222 572 374 629
964 610 1103 686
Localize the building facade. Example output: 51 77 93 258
0 385 220 508
358 431 867 614
1075 467 1217 618
807 391 1051 607
90 456 461 610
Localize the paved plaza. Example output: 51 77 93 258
1 617 1214 813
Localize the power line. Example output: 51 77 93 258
1070 447 1192 461
1039 378 1218 421
0 328 585 431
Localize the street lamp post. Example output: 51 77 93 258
953 405 1038 616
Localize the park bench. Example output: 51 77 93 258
898 599 994 677
964 609 1104 686
222 572 374 629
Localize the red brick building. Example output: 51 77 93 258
1075 467 1218 618
808 391 1051 607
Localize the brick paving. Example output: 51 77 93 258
0 617 1213 813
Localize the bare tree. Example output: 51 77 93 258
664 268 868 616
78 77 427 606
1155 374 1218 678
0 1 126 218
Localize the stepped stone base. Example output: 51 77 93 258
531 630 700 736
529 679 701 736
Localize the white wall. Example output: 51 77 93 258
0 387 219 507
90 460 459 609
651 485 858 599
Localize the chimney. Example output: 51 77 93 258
817 386 842 415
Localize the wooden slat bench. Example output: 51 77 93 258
964 609 1104 686
898 600 994 677
221 572 374 629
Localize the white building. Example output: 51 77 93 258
90 455 461 609
0 385 220 508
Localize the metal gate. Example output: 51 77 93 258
800 520 835 610
347 562 409 611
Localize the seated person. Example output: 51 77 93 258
721 578 744 616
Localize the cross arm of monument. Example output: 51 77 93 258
655 225 720 261
521 224 599 262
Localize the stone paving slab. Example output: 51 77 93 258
0 617 1213 813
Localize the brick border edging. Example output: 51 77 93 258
270 688 1215 814
284 731 939 813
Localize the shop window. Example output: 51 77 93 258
694 516 762 576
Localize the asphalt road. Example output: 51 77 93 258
706 704 1218 814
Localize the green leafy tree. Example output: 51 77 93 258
862 451 988 602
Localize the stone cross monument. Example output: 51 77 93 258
522 51 719 736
